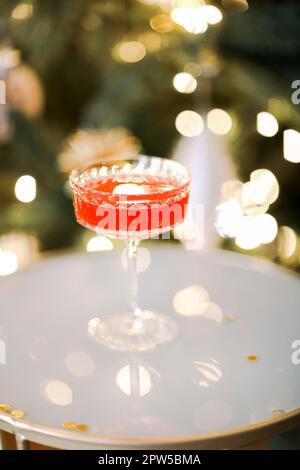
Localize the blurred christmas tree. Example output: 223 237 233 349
0 0 300 256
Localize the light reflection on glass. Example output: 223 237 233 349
44 380 73 406
278 226 298 261
116 364 159 398
201 302 223 323
173 286 223 323
65 351 95 378
121 246 151 273
193 359 222 388
173 285 209 317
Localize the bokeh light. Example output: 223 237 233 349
15 175 36 203
207 108 232 135
283 129 300 163
173 72 197 94
277 226 298 260
173 285 210 317
116 41 146 63
184 62 202 77
12 3 33 21
236 182 269 216
171 7 208 34
215 199 244 238
220 180 243 202
86 235 113 252
44 380 73 406
250 169 279 205
201 5 223 25
0 249 18 276
256 112 279 137
235 216 261 250
121 246 151 273
150 14 174 33
256 213 278 244
116 365 152 397
175 110 204 137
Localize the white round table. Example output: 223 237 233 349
0 247 299 450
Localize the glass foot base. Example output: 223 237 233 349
88 311 178 352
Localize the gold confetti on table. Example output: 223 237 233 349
63 421 88 431
63 421 76 430
224 314 235 322
0 404 12 413
11 409 25 419
75 424 88 431
247 355 259 362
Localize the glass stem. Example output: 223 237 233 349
126 239 141 319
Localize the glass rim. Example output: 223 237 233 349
69 155 192 199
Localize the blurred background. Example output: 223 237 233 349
0 0 300 272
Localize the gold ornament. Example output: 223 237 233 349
58 128 141 172
6 64 44 118
221 0 249 12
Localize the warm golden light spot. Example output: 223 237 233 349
12 3 33 21
150 14 174 33
207 108 232 136
201 5 223 25
184 62 202 77
171 7 207 34
116 41 146 63
175 110 203 137
257 112 279 137
173 72 197 94
81 14 101 31
278 226 297 260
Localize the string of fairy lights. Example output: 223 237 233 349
0 0 300 276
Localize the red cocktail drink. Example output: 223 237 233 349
72 174 190 239
70 156 191 352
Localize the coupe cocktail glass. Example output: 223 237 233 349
70 155 191 351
